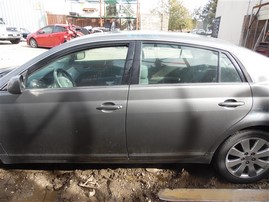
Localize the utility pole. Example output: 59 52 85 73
136 0 140 30
161 0 164 31
100 0 103 26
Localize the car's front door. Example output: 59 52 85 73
36 26 54 47
0 43 134 163
126 42 252 162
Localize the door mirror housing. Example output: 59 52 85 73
7 75 24 94
38 30 45 34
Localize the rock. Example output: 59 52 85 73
78 176 98 189
146 168 162 173
89 189 96 197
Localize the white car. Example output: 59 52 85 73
0 19 21 44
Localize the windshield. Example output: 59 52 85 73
0 67 16 78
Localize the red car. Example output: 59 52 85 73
26 24 83 48
256 42 269 57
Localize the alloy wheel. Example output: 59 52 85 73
225 138 269 179
29 38 37 48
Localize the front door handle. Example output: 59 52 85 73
218 99 245 108
96 102 123 113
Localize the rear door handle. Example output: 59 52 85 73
218 99 245 108
96 102 123 113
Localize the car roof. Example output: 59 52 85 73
68 31 237 51
2 31 269 87
46 24 69 27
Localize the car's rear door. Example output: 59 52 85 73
0 42 134 163
126 42 252 162
50 25 67 46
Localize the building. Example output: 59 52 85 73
0 0 47 32
214 0 269 47
0 0 169 33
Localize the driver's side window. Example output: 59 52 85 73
26 55 71 89
25 45 128 89
41 26 53 34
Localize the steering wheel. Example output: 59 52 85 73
53 69 74 88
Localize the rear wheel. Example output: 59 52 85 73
10 39 20 44
215 130 269 183
29 38 38 48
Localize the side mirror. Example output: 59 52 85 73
76 51 85 60
38 30 45 34
7 75 24 94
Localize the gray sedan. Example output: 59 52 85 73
0 32 269 183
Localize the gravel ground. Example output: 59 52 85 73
0 41 47 69
0 41 268 202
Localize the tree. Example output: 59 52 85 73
168 0 193 31
151 0 170 31
194 0 218 30
106 3 117 17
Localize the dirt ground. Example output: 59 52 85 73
0 164 268 202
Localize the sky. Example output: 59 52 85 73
181 0 209 12
140 0 209 13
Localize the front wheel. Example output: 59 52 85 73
29 38 38 48
214 130 269 183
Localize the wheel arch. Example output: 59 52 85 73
209 124 269 164
211 128 269 183
29 37 38 47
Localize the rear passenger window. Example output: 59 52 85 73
139 43 242 84
140 43 218 84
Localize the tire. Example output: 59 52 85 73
214 130 269 183
10 39 20 44
29 38 38 48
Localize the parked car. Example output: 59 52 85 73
256 42 269 57
1 32 269 183
84 26 110 34
0 19 21 44
74 26 89 35
26 24 83 48
20 28 30 40
191 29 206 35
0 66 17 78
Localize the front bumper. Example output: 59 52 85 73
0 32 22 40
